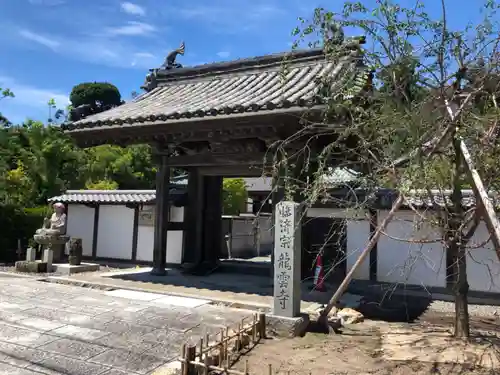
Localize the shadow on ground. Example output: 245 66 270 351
358 294 432 323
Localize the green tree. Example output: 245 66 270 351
287 0 500 338
69 82 122 110
85 179 119 190
223 178 248 215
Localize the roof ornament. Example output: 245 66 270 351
322 22 344 46
162 41 185 69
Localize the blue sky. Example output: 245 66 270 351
0 0 484 124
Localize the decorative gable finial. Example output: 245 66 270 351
162 41 185 69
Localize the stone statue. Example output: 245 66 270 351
36 202 67 236
162 41 185 69
34 202 70 263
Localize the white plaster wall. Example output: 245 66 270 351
303 206 500 293
307 208 370 280
66 204 95 257
96 205 134 259
136 227 183 264
346 220 371 280
135 205 184 264
467 222 500 293
377 210 446 287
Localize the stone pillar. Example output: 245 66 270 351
271 159 286 279
43 248 53 272
151 151 171 276
26 248 36 262
273 201 301 318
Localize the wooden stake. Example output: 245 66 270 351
258 312 266 339
268 363 273 375
320 195 405 319
199 338 203 361
244 360 249 375
219 329 224 365
203 353 209 375
186 345 196 375
180 344 186 375
251 314 257 343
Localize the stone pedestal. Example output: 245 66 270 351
33 234 70 263
273 201 302 318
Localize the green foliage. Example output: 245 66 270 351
69 82 122 109
223 178 248 215
0 204 46 261
86 179 119 190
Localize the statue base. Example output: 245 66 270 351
33 234 70 263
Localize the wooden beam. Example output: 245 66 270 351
459 140 500 254
91 205 100 259
167 152 269 168
131 206 139 261
444 97 500 258
319 195 404 321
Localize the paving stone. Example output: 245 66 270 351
143 343 182 361
0 324 58 347
38 338 108 360
99 369 136 375
140 328 180 344
92 333 160 353
0 341 54 368
84 318 157 335
91 349 167 374
0 301 35 312
0 363 47 375
97 310 147 323
16 317 66 332
22 307 95 326
153 295 211 308
140 306 192 319
0 311 26 324
135 314 198 331
105 289 165 301
28 354 110 375
51 325 109 341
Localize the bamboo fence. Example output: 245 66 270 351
179 312 266 375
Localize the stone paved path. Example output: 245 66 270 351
0 273 251 375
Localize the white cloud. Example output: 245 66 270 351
10 27 163 69
120 2 146 16
216 51 230 58
19 29 60 50
0 76 69 124
131 52 158 67
105 21 156 36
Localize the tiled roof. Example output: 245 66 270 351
402 189 497 209
63 44 366 131
48 189 183 204
373 189 499 209
243 168 360 192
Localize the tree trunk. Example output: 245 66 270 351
453 240 470 338
449 136 470 339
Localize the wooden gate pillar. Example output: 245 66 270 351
151 150 171 276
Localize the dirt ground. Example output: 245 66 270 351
232 312 500 375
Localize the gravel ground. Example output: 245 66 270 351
429 300 500 317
